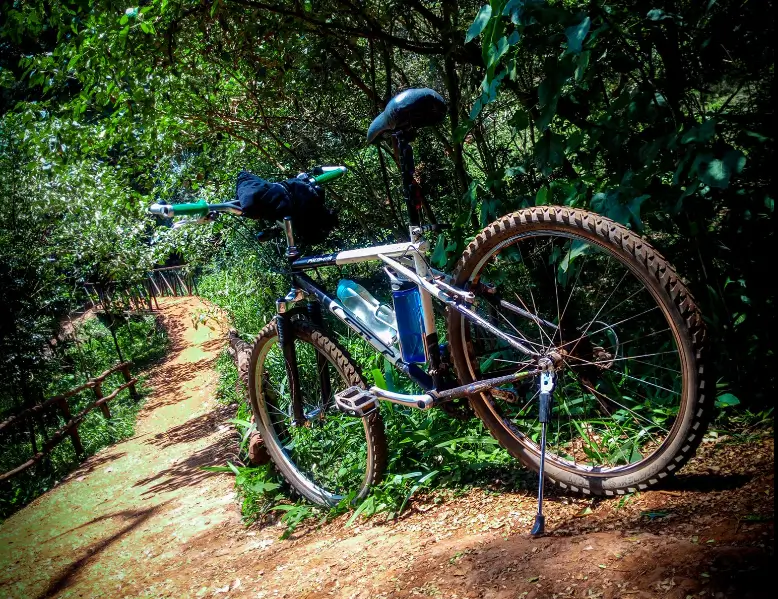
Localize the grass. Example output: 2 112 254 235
209 327 532 538
199 261 774 539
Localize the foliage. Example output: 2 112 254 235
0 0 773 524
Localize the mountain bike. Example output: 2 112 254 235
150 88 711 535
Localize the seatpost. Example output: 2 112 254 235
394 131 421 227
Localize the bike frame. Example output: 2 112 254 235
276 132 547 411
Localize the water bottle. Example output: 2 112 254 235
390 279 427 364
336 280 398 346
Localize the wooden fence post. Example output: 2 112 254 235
93 381 111 419
121 363 139 400
58 397 84 456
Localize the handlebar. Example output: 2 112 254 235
149 165 347 219
312 165 347 184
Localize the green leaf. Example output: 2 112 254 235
681 119 716 144
466 4 493 43
647 9 675 21
383 359 396 392
698 151 746 189
487 36 510 69
371 368 387 390
626 194 650 230
469 96 484 121
565 16 591 54
715 393 740 408
503 0 524 23
508 110 529 131
453 120 474 144
535 186 549 205
575 51 590 80
431 234 448 268
248 480 280 494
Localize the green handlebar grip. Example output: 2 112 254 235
171 200 210 216
314 166 347 184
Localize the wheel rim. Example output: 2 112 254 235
254 332 373 503
458 230 691 476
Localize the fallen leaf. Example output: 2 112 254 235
598 564 607 569
575 506 593 517
528 576 539 583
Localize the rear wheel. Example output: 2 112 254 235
248 318 387 506
447 207 711 495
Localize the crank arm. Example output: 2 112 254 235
367 369 541 411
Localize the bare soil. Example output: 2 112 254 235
0 297 773 599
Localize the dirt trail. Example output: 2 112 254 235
0 297 773 599
0 297 239 599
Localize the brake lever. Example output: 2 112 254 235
172 213 218 229
256 226 283 242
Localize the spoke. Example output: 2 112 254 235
576 380 669 433
514 243 554 352
568 270 629 356
608 370 681 396
493 358 535 366
513 388 540 418
554 237 562 349
599 327 672 353
597 285 648 322
552 254 590 346
557 306 661 352
565 352 682 396
565 350 680 371
512 291 554 351
494 307 546 350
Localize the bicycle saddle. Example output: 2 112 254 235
366 88 447 144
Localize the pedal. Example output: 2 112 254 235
334 386 378 417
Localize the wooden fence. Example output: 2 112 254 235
0 362 138 483
83 266 198 313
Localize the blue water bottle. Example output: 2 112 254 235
391 280 427 364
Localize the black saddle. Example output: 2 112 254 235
367 88 447 144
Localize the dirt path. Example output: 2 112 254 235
0 297 240 599
0 297 773 599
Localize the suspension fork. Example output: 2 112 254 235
307 302 332 408
276 307 305 426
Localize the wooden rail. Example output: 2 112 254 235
0 362 139 483
84 266 198 313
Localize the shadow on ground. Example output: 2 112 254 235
36 504 166 599
134 434 236 496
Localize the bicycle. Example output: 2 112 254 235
150 88 711 535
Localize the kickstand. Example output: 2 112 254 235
531 370 555 537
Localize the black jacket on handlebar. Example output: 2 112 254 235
236 171 337 244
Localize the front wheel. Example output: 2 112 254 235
248 318 387 506
447 207 711 495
